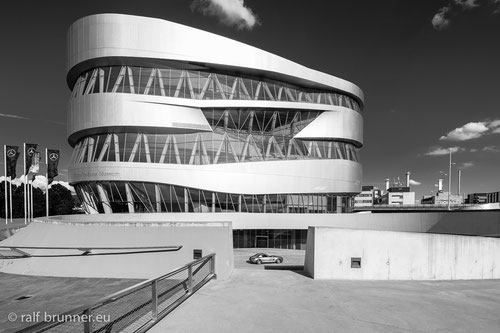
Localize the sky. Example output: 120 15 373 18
0 0 499 199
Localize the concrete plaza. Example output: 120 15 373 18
150 250 500 333
0 248 499 332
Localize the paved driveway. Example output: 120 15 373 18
150 266 500 333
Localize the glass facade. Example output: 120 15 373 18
70 131 360 165
233 229 308 250
74 181 354 214
71 66 363 112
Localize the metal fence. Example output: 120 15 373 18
353 204 480 211
19 254 216 333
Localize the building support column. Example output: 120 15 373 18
336 196 342 213
184 188 189 212
125 183 135 213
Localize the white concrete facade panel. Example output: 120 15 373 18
294 108 363 146
68 159 362 194
68 94 212 144
67 14 364 104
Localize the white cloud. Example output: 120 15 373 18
439 122 489 141
432 0 500 30
32 175 48 191
50 180 75 194
0 112 64 126
432 6 451 30
191 0 259 30
460 162 474 169
409 179 422 186
489 119 500 128
453 0 479 9
439 119 500 141
0 175 74 194
483 145 500 152
425 146 465 156
0 113 31 121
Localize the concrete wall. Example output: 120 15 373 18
305 227 500 280
45 210 500 237
0 219 233 280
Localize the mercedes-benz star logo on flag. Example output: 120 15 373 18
27 147 36 156
7 149 16 158
49 153 59 161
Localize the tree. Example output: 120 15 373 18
1 181 76 218
48 184 75 216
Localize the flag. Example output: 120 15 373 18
27 152 40 181
5 146 20 179
47 149 60 184
25 143 38 175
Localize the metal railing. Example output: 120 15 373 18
18 254 216 333
353 204 480 211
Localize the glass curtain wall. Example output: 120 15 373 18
232 229 308 250
70 131 361 165
74 181 354 215
71 66 363 112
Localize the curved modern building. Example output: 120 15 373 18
67 14 364 248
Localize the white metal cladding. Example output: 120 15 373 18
67 94 212 144
67 14 364 104
294 109 363 145
68 94 363 146
68 160 362 194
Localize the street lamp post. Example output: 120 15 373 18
458 169 461 196
448 149 452 210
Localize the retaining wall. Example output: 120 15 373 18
305 227 500 280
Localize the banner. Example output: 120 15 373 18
25 143 38 175
27 152 40 181
47 149 60 184
5 145 20 179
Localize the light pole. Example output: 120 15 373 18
448 149 451 210
458 169 462 196
447 149 457 210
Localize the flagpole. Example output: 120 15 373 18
46 148 49 217
30 182 34 221
27 180 30 222
9 181 13 223
3 145 7 224
24 143 27 224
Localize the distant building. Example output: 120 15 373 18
488 192 500 203
380 186 415 205
465 192 499 204
354 186 381 207
421 192 463 205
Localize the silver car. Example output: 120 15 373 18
249 253 283 265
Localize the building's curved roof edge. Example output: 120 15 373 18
67 13 365 105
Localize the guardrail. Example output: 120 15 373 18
353 204 480 211
18 253 216 333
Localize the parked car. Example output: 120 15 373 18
249 253 283 264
